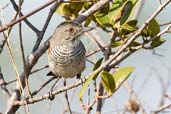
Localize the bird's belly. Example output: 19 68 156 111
49 58 85 78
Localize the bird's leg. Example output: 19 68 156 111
76 73 81 79
48 76 61 101
47 71 55 77
64 79 72 113
77 73 84 85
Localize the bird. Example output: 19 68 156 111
47 21 94 79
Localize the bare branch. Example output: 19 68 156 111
10 0 40 33
0 67 11 98
152 104 171 114
30 77 55 97
0 0 62 32
32 1 62 52
0 34 5 54
14 78 85 105
5 39 49 114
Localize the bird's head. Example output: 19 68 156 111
51 22 94 45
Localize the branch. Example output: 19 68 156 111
5 40 49 114
32 1 61 52
14 78 85 105
0 20 6 54
0 0 61 32
10 0 40 33
0 35 5 54
73 0 110 23
0 67 11 98
152 104 171 114
30 77 55 97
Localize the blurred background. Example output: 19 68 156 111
0 0 171 113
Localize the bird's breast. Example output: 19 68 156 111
49 41 86 64
48 41 86 78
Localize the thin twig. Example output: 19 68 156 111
106 28 118 59
0 2 30 114
3 65 49 86
5 1 62 113
32 1 62 52
85 32 106 52
30 77 56 97
0 33 6 54
0 0 62 32
86 45 108 57
152 104 171 114
0 67 11 97
10 0 40 33
30 65 49 74
159 21 171 26
14 78 86 105
18 0 32 99
2 3 9 9
80 97 96 114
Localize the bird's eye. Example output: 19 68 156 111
69 28 74 33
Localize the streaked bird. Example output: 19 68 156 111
47 21 94 78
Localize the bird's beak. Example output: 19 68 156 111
82 26 95 32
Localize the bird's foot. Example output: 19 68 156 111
76 73 81 80
77 73 84 85
47 71 55 77
48 77 61 101
48 91 55 101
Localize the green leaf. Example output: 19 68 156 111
109 0 125 24
112 67 134 90
93 0 137 28
92 58 104 80
84 17 93 26
93 3 111 26
112 0 137 27
100 3 110 14
121 20 138 32
101 71 115 96
151 38 166 48
56 1 84 18
131 41 142 47
94 0 124 27
78 58 104 99
121 24 137 32
141 19 160 38
126 20 138 25
83 2 91 10
93 58 103 71
120 1 136 25
94 13 111 26
111 40 124 48
148 19 160 37
141 28 150 37
55 3 68 16
78 72 98 99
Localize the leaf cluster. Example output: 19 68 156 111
79 58 134 98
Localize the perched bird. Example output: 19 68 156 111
47 21 94 78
